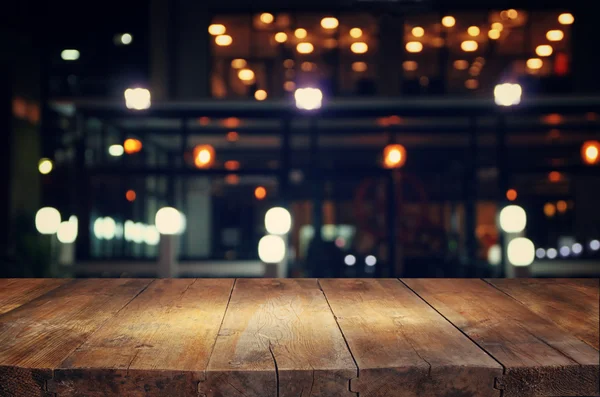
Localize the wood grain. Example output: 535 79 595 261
52 279 234 397
0 278 151 397
404 278 600 397
198 278 357 397
320 279 502 397
486 278 599 350
0 278 70 315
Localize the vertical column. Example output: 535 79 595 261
149 0 171 100
279 116 291 207
464 117 478 274
75 114 91 262
310 116 323 277
496 114 508 278
0 63 11 256
173 0 211 99
377 14 404 96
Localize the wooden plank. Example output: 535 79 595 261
0 278 151 397
319 279 503 397
52 279 234 397
198 278 357 397
486 278 599 350
0 278 70 315
404 278 600 397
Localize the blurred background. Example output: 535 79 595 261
1 0 599 279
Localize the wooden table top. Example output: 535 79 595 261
0 278 597 397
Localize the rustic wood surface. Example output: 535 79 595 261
0 279 151 397
403 278 600 397
0 278 598 397
486 278 600 350
52 279 234 397
199 279 357 397
0 279 70 315
320 279 502 397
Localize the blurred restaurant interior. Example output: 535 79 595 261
2 0 600 278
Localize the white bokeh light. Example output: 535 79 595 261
365 255 377 266
547 248 558 259
35 207 61 235
258 235 286 263
488 244 501 265
589 240 600 251
344 254 356 266
494 83 522 106
507 237 535 266
93 217 116 240
559 246 571 257
61 49 80 61
56 217 78 244
155 207 186 235
108 144 124 156
535 248 546 259
264 207 292 235
499 205 527 233
572 243 583 255
143 225 160 245
124 88 151 110
120 33 133 45
294 87 323 110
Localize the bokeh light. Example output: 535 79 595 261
126 190 136 202
155 207 186 235
35 207 61 235
581 141 600 165
499 205 526 233
506 189 517 201
38 158 53 175
265 207 292 235
255 186 267 200
193 145 216 169
258 235 286 263
383 144 407 169
507 237 535 266
124 138 143 154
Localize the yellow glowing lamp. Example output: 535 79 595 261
581 140 600 165
383 144 407 169
193 145 216 169
124 138 142 154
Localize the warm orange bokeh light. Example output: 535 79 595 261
124 138 142 154
556 200 567 213
224 160 240 171
193 145 216 169
223 117 240 128
254 186 267 200
383 144 407 169
506 189 517 201
548 171 562 183
543 202 556 217
226 131 239 142
388 115 402 125
198 116 210 126
581 140 600 165
126 190 136 202
225 174 239 185
543 113 562 125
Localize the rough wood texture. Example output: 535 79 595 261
52 279 234 397
198 278 357 397
0 278 597 397
0 278 151 397
0 278 70 315
319 279 503 397
404 278 600 397
487 278 600 350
